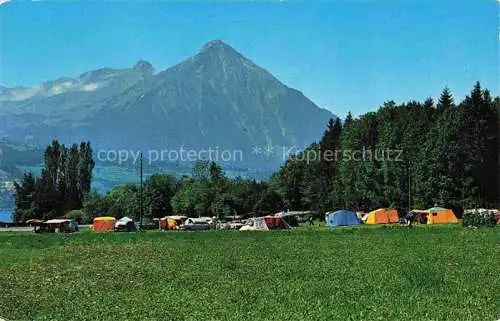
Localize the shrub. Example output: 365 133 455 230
462 210 497 227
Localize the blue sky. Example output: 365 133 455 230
0 1 498 117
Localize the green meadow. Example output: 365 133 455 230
0 226 498 321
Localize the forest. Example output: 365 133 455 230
272 82 498 215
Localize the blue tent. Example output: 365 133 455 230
325 210 361 227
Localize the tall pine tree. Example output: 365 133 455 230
437 87 454 109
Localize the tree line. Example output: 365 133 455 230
14 145 282 223
14 141 95 222
13 82 498 222
271 82 498 215
82 160 283 223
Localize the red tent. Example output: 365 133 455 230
26 219 43 226
264 216 288 229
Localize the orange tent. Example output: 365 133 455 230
426 207 458 224
159 217 168 230
92 217 116 232
365 208 399 224
160 216 187 230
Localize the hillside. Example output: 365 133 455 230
0 40 334 169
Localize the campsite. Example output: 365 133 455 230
0 207 499 321
1 203 498 321
0 225 498 321
1 2 498 320
11 205 485 234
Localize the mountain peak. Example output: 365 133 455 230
133 60 155 73
2 41 334 170
200 40 236 54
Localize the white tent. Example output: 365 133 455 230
44 219 79 233
239 217 269 231
115 216 139 231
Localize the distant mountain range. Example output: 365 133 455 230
0 40 334 169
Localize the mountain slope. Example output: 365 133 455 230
0 40 334 168
0 61 155 119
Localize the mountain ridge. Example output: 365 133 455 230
0 40 335 168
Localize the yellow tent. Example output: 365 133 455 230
426 207 458 224
159 215 187 230
365 208 399 224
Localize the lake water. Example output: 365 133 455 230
0 211 13 223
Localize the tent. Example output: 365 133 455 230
264 216 288 229
92 217 116 232
115 217 139 232
240 215 289 231
273 211 303 227
365 208 399 224
411 210 430 224
240 217 270 231
426 207 458 224
325 210 361 227
159 217 168 229
25 219 43 226
160 215 187 230
43 219 79 233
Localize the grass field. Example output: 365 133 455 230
0 226 498 321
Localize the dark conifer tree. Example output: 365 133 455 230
344 111 354 127
13 173 37 222
437 87 454 109
67 144 81 209
78 141 95 198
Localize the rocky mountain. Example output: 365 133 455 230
0 40 334 168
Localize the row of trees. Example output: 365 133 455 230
271 82 499 214
81 160 283 223
13 145 283 223
14 141 95 222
